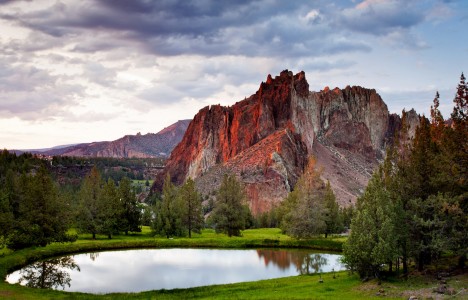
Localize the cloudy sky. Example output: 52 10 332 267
1 0 467 149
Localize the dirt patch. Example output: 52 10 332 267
0 290 15 297
353 273 468 299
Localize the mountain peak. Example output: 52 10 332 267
153 70 418 214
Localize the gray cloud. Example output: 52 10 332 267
338 0 426 35
82 62 117 87
0 0 373 58
0 59 85 120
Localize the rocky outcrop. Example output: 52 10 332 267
41 120 191 158
154 70 418 213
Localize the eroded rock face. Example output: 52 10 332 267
154 70 418 213
44 120 191 158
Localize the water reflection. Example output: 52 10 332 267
88 252 99 261
257 250 338 274
17 256 80 290
7 249 344 293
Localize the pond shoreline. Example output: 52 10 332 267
7 248 346 293
0 228 346 299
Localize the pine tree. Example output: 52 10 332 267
99 178 121 239
324 181 342 238
118 177 141 235
342 168 398 279
8 166 76 250
210 174 249 237
451 72 467 125
153 173 184 238
0 171 14 249
430 91 445 142
279 157 327 238
76 167 102 239
179 178 204 238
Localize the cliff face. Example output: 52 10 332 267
44 120 191 158
155 70 417 213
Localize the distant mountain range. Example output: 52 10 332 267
13 120 191 158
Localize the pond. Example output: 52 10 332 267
6 248 345 294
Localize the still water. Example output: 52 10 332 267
6 248 345 294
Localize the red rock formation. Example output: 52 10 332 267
154 70 418 213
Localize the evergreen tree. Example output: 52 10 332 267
451 72 467 124
279 157 327 238
179 178 204 238
76 167 102 239
210 174 249 237
152 173 184 238
99 178 121 239
7 166 76 250
118 177 141 235
342 168 398 279
324 181 343 238
0 171 14 249
430 91 445 142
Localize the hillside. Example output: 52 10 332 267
15 120 191 158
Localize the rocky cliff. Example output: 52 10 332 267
154 70 418 214
40 119 191 158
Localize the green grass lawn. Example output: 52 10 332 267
0 228 466 299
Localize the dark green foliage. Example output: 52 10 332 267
0 151 77 250
139 203 153 226
76 167 102 239
99 178 121 239
76 168 140 238
324 181 343 238
152 173 184 238
279 157 342 238
210 174 250 237
179 178 204 238
254 206 281 228
339 205 354 229
451 72 467 124
344 73 468 277
7 166 76 250
118 177 141 235
343 168 397 278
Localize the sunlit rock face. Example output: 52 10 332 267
153 70 418 214
45 120 191 158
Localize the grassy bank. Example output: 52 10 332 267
1 228 465 299
0 228 343 280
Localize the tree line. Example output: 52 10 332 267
251 157 352 238
75 167 141 239
0 154 143 250
0 152 76 250
343 73 468 279
151 173 252 238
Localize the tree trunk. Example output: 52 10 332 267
396 257 400 273
92 232 96 240
401 240 408 277
458 252 466 269
418 252 424 272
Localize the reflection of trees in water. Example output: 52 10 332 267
256 250 328 274
89 252 99 261
298 253 327 275
18 256 80 289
